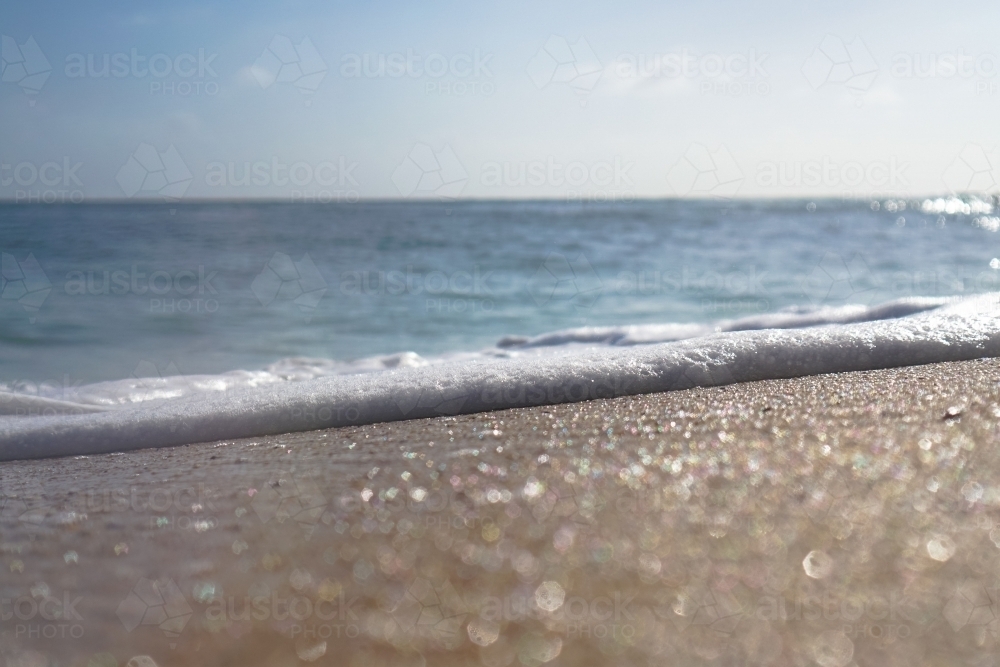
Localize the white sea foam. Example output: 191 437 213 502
1 294 997 461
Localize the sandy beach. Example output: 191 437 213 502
3 358 1000 666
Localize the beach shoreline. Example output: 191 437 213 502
4 290 1000 464
3 358 1000 665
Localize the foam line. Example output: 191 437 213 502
1 295 996 461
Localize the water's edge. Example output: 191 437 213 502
1 295 997 461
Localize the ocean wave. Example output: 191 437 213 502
1 294 995 461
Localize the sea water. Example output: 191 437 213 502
2 197 999 458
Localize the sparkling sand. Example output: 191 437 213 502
4 358 1000 666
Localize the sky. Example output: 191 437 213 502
3 0 1000 201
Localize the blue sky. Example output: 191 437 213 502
3 0 1000 200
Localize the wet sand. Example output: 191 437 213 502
3 358 1000 666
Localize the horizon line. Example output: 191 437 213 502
0 193 992 205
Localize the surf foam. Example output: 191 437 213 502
1 295 996 461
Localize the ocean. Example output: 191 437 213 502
3 197 998 383
2 196 1000 458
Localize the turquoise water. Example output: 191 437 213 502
1 198 998 386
